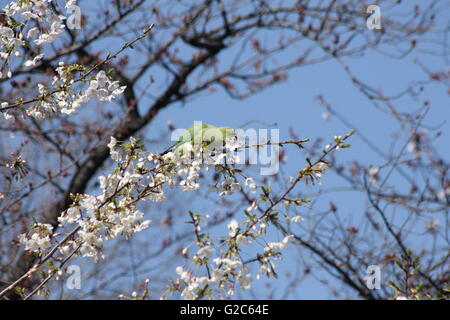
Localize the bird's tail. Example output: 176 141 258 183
159 142 177 156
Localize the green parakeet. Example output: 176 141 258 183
199 126 236 155
161 123 236 156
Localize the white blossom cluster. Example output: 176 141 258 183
257 235 294 279
0 0 75 76
2 65 126 119
19 193 150 262
175 253 252 300
19 137 152 261
0 1 127 120
18 223 53 253
173 218 254 299
171 217 295 300
37 66 124 118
